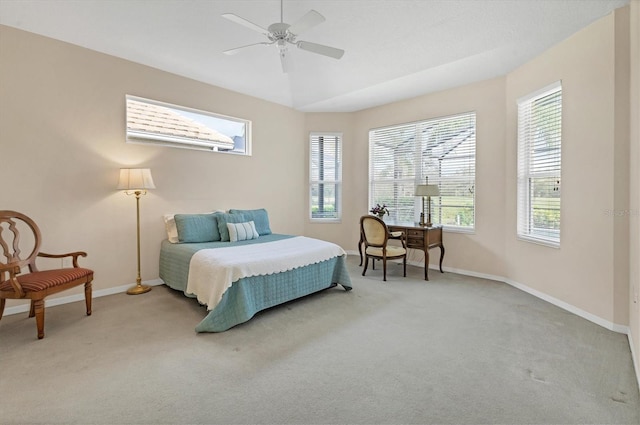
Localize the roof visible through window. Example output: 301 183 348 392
126 95 251 155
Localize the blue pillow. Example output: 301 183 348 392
174 213 221 243
228 208 272 235
215 213 249 242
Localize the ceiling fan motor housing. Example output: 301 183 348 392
268 22 296 44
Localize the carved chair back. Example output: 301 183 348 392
0 211 43 279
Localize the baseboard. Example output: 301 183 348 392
426 266 627 333
502 277 630 334
438 262 629 335
3 278 165 316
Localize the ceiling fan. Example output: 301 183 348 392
222 0 345 73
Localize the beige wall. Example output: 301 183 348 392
629 0 640 385
504 10 629 325
0 25 306 309
327 76 509 277
614 5 632 329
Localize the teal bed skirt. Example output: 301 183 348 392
159 235 352 332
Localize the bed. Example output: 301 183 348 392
159 209 352 332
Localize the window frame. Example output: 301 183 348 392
516 81 562 248
309 132 342 223
368 112 476 232
125 95 252 155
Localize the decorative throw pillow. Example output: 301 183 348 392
228 208 272 235
215 212 249 242
227 221 259 242
174 213 221 243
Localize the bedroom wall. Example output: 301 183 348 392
614 4 631 333
504 9 629 327
304 77 507 278
628 0 640 387
0 25 306 309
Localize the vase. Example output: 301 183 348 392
377 212 385 218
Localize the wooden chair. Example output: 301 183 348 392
359 226 404 266
360 215 407 281
0 210 93 339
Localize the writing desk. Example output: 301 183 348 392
359 220 445 281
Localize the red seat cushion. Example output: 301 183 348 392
0 268 93 293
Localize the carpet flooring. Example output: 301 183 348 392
0 255 638 424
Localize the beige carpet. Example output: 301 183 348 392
1 256 638 424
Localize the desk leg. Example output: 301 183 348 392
424 249 429 281
439 245 445 273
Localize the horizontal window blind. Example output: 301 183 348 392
517 81 562 246
310 133 342 221
369 112 476 229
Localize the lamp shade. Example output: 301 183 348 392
415 184 439 197
117 168 156 190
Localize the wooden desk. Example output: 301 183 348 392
383 222 445 281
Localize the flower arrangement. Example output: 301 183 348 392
370 203 389 217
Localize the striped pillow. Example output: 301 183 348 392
227 221 259 242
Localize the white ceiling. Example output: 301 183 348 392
0 0 628 112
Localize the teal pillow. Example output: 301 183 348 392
228 208 272 235
174 213 220 243
215 213 249 242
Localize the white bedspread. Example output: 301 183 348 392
185 236 346 311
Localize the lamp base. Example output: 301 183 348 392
126 284 152 295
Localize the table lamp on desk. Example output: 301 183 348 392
415 181 440 227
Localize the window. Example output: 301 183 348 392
310 133 342 222
126 95 251 155
369 112 476 231
517 81 562 247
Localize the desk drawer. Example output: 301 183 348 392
407 229 424 248
406 229 424 238
406 236 424 249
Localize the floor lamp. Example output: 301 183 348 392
117 168 155 295
415 179 440 227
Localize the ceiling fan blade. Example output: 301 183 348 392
223 42 273 55
296 41 345 59
221 13 269 36
288 10 325 35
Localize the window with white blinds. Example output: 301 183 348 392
369 112 476 230
517 81 562 247
310 133 342 222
